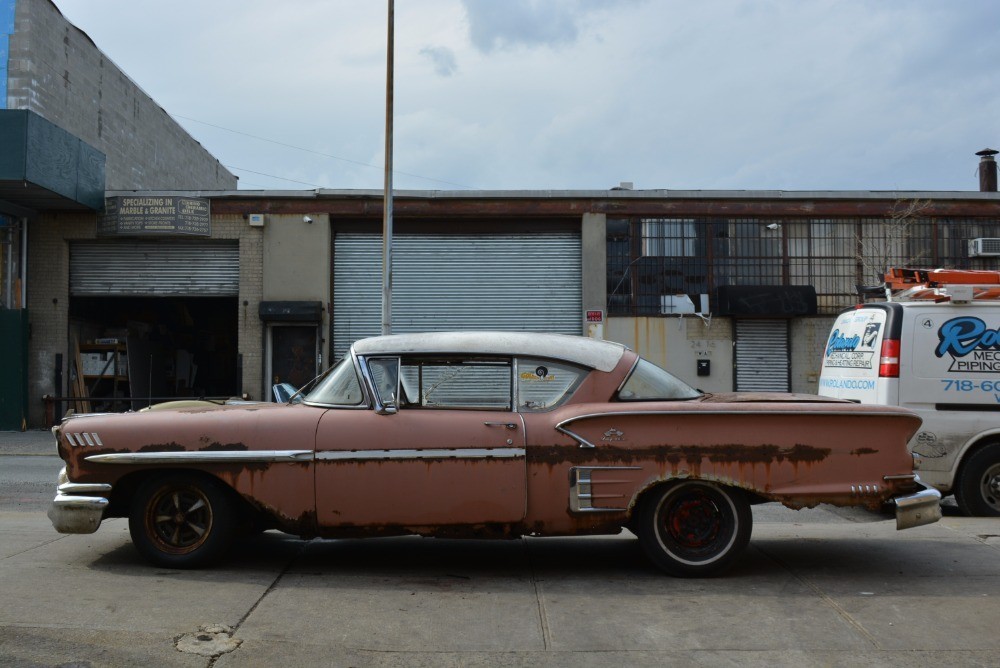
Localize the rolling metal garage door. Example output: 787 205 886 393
70 241 240 296
734 319 790 391
333 232 582 358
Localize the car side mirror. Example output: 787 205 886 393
272 383 297 403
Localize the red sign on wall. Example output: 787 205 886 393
586 310 604 323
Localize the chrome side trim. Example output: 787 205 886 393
316 448 525 461
557 424 597 449
557 409 920 427
85 450 313 464
569 466 642 512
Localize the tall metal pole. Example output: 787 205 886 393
381 0 394 335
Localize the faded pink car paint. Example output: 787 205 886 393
54 347 925 537
49 332 939 576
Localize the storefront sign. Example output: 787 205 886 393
97 196 211 236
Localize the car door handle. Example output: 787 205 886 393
484 422 517 430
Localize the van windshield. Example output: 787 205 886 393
617 358 702 401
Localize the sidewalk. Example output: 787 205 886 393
0 429 56 456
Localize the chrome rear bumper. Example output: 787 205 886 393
893 479 942 530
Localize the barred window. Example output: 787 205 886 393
606 213 1000 316
641 218 696 257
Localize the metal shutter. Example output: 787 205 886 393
70 241 240 296
333 232 582 359
734 319 790 392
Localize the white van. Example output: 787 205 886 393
818 269 1000 516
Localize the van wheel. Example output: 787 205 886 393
636 480 752 577
954 444 1000 517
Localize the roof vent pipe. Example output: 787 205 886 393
977 148 998 192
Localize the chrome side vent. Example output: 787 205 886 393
569 466 641 512
67 432 104 447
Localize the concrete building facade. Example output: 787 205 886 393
19 187 1000 429
3 0 234 190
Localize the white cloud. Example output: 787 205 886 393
52 0 1000 192
420 46 458 77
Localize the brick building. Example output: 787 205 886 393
1 0 236 428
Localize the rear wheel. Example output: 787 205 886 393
954 444 1000 517
129 474 237 568
637 480 752 577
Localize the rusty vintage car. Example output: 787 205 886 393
49 331 942 576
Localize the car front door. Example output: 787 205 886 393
314 356 527 527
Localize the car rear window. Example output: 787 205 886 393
617 358 702 401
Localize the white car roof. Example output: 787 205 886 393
351 331 628 372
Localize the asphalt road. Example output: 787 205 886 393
2 431 999 666
0 455 61 512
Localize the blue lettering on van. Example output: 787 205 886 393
936 317 1000 358
819 377 875 391
826 329 861 355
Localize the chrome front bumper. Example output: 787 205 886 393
892 479 942 530
47 467 110 534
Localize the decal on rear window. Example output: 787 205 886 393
824 318 882 369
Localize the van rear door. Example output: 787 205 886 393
819 305 898 404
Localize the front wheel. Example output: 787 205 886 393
128 474 237 568
636 480 752 577
954 444 1000 517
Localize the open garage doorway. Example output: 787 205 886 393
68 296 239 410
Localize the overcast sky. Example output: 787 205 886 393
53 0 1000 192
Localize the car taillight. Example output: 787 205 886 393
879 339 900 378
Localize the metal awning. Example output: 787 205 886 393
0 110 105 213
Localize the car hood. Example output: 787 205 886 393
55 402 319 462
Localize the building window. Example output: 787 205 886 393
641 218 697 257
606 212 1000 316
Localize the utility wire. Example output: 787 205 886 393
224 166 325 188
172 113 472 189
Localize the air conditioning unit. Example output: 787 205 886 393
969 238 1000 257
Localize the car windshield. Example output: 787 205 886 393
303 356 365 406
617 358 702 401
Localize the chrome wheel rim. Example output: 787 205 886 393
145 484 213 555
980 463 1000 513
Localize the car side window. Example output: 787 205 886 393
399 358 512 410
367 357 400 406
516 358 586 411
